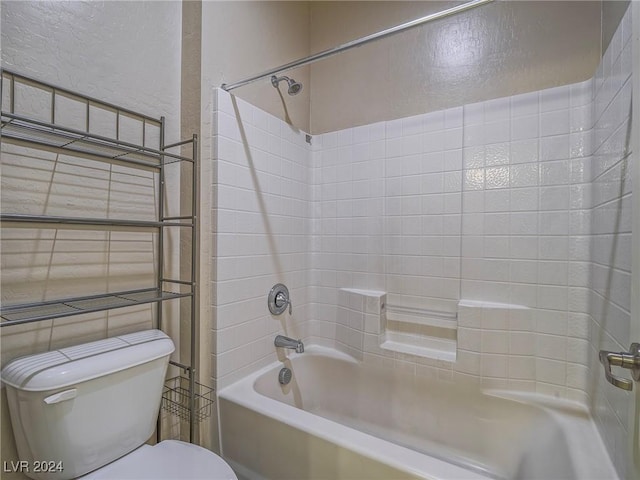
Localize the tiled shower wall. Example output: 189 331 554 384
588 6 633 478
456 80 595 399
211 6 633 412
212 89 311 389
308 76 595 400
308 109 467 344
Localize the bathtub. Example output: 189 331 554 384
218 346 617 480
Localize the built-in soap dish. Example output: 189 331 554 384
380 304 457 362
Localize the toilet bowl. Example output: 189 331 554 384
1 330 237 480
81 440 236 480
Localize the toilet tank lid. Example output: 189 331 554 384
1 329 175 392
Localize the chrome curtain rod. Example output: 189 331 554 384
221 0 494 92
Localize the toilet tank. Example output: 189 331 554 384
1 329 175 480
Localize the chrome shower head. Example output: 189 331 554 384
287 80 303 95
271 75 303 96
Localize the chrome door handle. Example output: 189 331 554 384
599 343 640 391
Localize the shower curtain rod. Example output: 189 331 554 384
221 0 494 92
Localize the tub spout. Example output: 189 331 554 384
275 335 304 353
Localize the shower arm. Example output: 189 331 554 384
221 0 494 92
271 75 289 88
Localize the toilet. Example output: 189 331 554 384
1 329 237 480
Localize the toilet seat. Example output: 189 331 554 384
81 440 237 480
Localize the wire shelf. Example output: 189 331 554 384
162 376 214 423
0 214 193 229
2 115 160 166
0 288 191 327
1 115 192 167
1 70 194 168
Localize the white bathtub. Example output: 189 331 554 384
218 346 617 480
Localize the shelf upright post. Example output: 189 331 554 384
189 134 198 443
11 72 15 114
157 116 166 445
158 116 166 332
51 88 56 124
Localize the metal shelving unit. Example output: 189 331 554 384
0 69 200 442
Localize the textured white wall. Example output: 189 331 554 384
2 2 182 129
201 1 310 132
309 1 601 134
1 2 182 476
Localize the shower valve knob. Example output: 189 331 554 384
275 292 292 314
268 284 292 315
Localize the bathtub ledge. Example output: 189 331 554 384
379 338 456 362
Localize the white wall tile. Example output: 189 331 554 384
536 357 566 385
540 110 570 137
540 136 570 162
444 107 463 129
540 85 571 112
511 91 539 117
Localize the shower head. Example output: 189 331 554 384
271 75 303 96
287 80 303 95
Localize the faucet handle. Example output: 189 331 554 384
268 284 292 315
275 292 292 314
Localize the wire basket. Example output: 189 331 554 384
162 376 214 423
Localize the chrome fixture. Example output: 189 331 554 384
274 335 304 354
220 0 493 92
268 283 292 315
278 367 292 385
270 75 303 96
599 343 640 391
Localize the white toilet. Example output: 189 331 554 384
1 329 237 480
